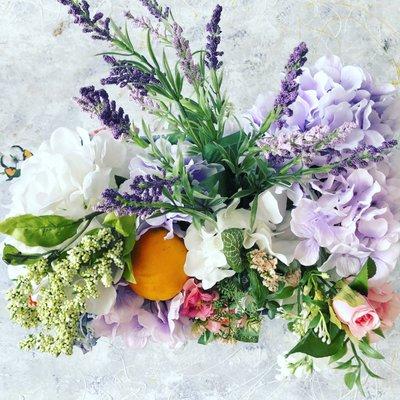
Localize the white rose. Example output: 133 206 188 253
7 127 135 219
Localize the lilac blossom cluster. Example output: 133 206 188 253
90 284 190 348
138 0 170 21
172 23 201 85
97 173 175 217
274 42 308 127
205 5 224 70
102 56 159 95
57 0 111 41
76 86 130 139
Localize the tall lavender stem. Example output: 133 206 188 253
76 86 131 139
57 0 111 41
205 5 223 70
138 0 170 21
274 42 308 128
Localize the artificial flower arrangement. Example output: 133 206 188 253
2 0 400 393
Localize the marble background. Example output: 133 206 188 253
1 0 400 399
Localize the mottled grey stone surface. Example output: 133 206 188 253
1 1 400 399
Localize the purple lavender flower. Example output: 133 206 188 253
205 5 224 70
76 86 130 139
125 12 163 38
101 56 159 95
97 173 175 217
275 42 308 127
172 22 201 85
57 0 111 41
138 0 170 21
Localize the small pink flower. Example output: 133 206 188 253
333 296 380 339
181 278 218 321
368 283 400 333
206 320 223 333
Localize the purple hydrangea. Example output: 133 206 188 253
90 284 191 348
75 86 131 139
57 0 111 41
205 5 224 70
291 167 400 286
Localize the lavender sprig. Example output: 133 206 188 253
98 174 175 217
332 139 398 175
205 5 223 70
76 86 130 139
138 0 170 21
274 42 308 128
101 56 159 95
57 0 111 41
172 22 201 85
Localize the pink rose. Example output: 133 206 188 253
181 278 218 321
368 283 400 335
333 287 380 339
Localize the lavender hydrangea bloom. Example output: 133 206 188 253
205 5 224 70
172 23 201 85
291 168 400 285
76 86 130 139
57 0 111 41
90 284 191 348
101 56 159 95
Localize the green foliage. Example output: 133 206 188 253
0 214 82 248
2 244 42 266
221 228 245 272
287 324 345 358
349 258 376 296
198 330 215 345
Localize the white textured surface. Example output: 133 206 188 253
1 1 400 399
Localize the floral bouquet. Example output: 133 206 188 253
2 0 400 393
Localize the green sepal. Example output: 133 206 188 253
198 330 215 345
349 258 376 296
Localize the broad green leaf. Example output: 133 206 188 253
358 340 384 360
344 371 357 390
267 285 295 300
349 258 376 296
329 342 348 363
287 324 346 358
2 244 42 266
0 214 82 248
221 228 245 273
248 269 268 308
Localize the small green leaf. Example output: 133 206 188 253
344 371 357 390
335 359 353 370
0 214 82 248
221 228 245 272
373 327 385 338
267 285 295 300
248 269 268 308
233 319 261 343
2 244 42 266
363 363 382 379
349 258 376 296
198 330 215 345
358 340 384 360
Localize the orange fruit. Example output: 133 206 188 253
129 228 188 301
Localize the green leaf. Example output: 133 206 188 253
363 363 382 379
2 244 42 266
104 213 136 283
267 285 295 300
248 269 268 308
287 324 346 358
349 258 376 296
198 330 215 345
329 342 348 363
221 228 245 272
344 371 357 390
0 214 82 248
358 340 384 360
373 327 385 338
335 359 353 370
329 304 342 330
